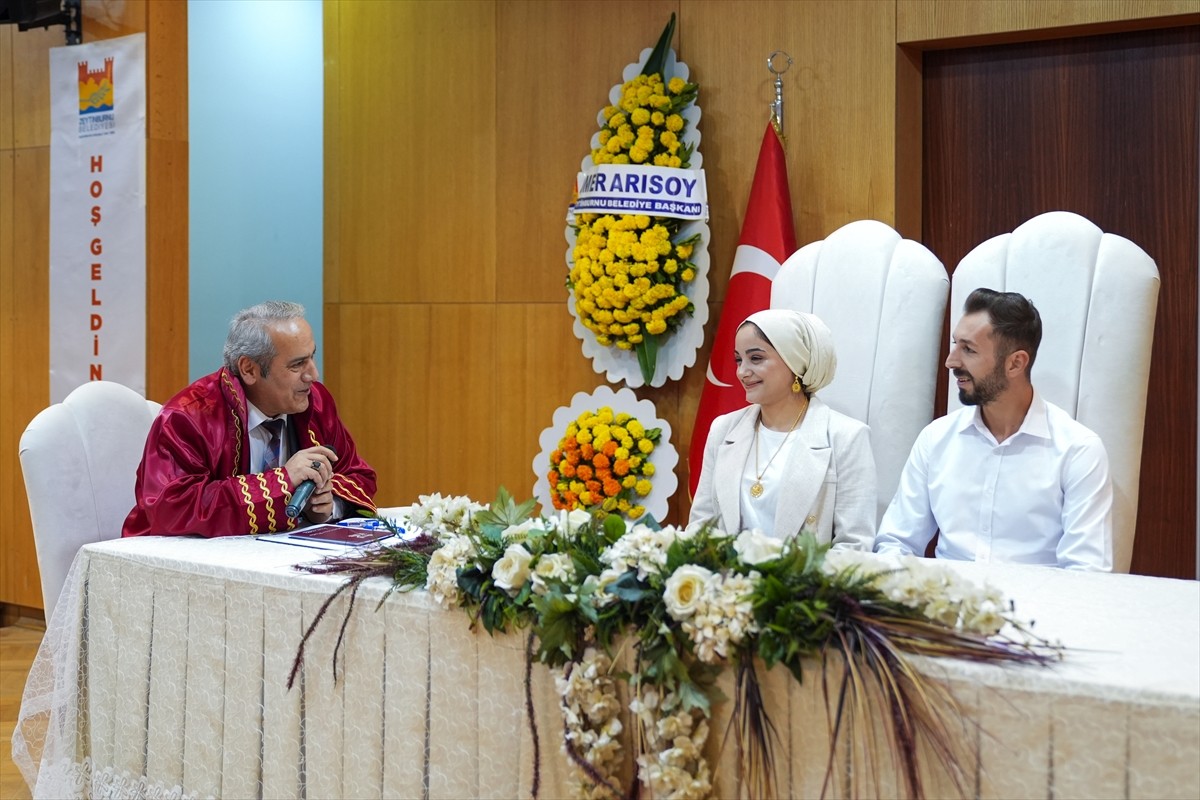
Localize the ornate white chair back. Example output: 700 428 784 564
772 219 949 523
19 380 161 621
949 210 1160 573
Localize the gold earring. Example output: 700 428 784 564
792 376 802 394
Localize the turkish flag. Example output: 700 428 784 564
688 122 796 498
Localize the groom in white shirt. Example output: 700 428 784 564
873 288 1113 571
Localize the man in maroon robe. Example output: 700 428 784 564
123 301 377 537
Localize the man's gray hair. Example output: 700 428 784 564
223 301 306 376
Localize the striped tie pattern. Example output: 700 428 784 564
261 418 284 472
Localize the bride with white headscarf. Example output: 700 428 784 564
688 308 876 548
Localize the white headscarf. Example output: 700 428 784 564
741 309 837 393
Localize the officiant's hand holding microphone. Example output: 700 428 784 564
283 444 339 523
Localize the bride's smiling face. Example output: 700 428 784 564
734 323 793 407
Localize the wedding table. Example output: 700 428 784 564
11 534 1200 799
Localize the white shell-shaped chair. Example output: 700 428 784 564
950 210 1160 573
19 380 161 621
773 219 950 522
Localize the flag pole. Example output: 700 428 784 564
768 50 792 142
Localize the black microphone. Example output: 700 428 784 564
286 444 337 519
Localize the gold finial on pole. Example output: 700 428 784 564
767 51 793 140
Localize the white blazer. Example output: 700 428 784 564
688 396 876 549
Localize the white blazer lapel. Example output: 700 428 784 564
714 408 756 535
773 398 833 538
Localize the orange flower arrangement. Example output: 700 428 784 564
548 406 660 521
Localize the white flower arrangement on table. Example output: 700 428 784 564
294 492 1062 800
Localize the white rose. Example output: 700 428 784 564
491 544 533 594
733 529 783 565
536 552 573 581
531 552 575 595
663 564 713 620
557 508 592 535
500 518 539 544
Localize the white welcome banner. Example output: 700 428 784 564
49 33 146 402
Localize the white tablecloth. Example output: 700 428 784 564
12 535 1200 799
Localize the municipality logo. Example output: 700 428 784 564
77 57 116 138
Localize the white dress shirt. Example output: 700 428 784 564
873 392 1113 571
247 402 344 522
247 403 289 473
739 427 801 536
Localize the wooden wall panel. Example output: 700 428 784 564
332 0 497 305
0 28 12 152
494 0 677 306
495 303 619 507
0 0 188 610
686 0 895 299
147 0 187 142
0 148 19 606
1 148 51 607
323 0 341 306
898 0 1200 45
10 24 55 148
329 303 498 504
146 137 188 402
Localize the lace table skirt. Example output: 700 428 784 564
12 536 1200 799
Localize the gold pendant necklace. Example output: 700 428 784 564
751 402 809 499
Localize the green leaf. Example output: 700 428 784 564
602 513 626 543
608 570 656 603
675 676 712 716
531 592 581 664
474 486 537 529
635 335 659 385
480 525 505 548
480 593 507 634
457 567 487 601
642 13 677 78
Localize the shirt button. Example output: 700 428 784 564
806 515 817 525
